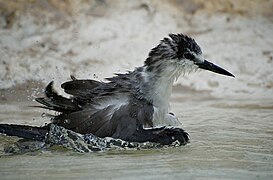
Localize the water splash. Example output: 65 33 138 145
46 125 183 152
2 124 184 154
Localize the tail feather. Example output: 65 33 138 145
35 81 80 112
0 124 49 141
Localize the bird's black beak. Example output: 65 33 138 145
196 60 235 77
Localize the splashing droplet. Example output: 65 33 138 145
41 113 46 118
64 119 70 124
93 74 98 79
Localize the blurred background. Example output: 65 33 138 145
0 0 273 101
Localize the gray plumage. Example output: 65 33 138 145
1 33 234 145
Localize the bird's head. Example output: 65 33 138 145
144 33 234 78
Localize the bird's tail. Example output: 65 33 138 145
0 124 49 141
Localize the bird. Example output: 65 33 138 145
0 33 234 146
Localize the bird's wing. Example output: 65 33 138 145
61 75 133 101
36 80 155 140
53 94 154 138
61 77 103 98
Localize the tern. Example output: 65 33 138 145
0 34 234 146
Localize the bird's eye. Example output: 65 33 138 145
183 52 195 60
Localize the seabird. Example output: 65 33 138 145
0 33 234 146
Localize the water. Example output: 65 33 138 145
0 89 272 179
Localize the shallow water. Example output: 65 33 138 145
0 90 272 180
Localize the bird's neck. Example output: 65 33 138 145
132 62 182 126
136 62 182 109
